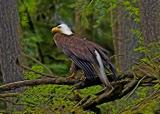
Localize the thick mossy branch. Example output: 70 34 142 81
0 75 157 93
0 77 77 92
0 74 158 111
0 76 130 93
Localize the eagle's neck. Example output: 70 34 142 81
53 33 73 48
54 33 73 39
62 30 73 35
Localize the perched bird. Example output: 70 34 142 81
51 23 117 89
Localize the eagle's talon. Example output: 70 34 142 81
80 76 86 81
104 85 114 93
67 72 76 80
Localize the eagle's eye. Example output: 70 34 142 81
57 26 61 28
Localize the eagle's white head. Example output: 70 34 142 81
51 23 73 35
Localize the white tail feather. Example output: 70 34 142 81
94 50 111 88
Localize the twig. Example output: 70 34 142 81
126 76 146 99
0 98 18 105
20 64 57 78
74 95 91 108
136 67 153 77
120 80 138 97
109 54 124 60
0 93 19 98
131 90 160 110
0 98 29 107
121 89 160 113
82 87 116 110
22 53 53 75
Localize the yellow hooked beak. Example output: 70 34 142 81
51 27 60 33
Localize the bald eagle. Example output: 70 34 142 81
51 23 117 89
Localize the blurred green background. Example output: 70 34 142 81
0 0 159 114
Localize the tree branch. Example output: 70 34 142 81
20 64 57 78
0 93 19 98
81 80 138 110
22 53 53 75
0 73 158 111
0 77 78 93
0 76 130 93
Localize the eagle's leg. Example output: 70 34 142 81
80 72 86 81
67 62 79 79
67 72 76 79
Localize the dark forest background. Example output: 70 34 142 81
0 0 159 114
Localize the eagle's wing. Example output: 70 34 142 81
63 45 96 80
63 37 117 80
64 38 95 62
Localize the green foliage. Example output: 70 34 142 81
121 87 160 114
99 86 160 114
80 85 102 97
24 65 44 79
123 0 140 23
75 0 119 49
15 85 80 113
18 0 121 74
14 66 100 113
48 64 68 76
18 0 75 76
15 67 160 114
15 83 100 113
132 42 160 80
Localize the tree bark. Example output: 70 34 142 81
75 0 86 36
0 0 24 111
112 0 160 74
112 4 141 73
140 0 160 44
0 0 23 83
